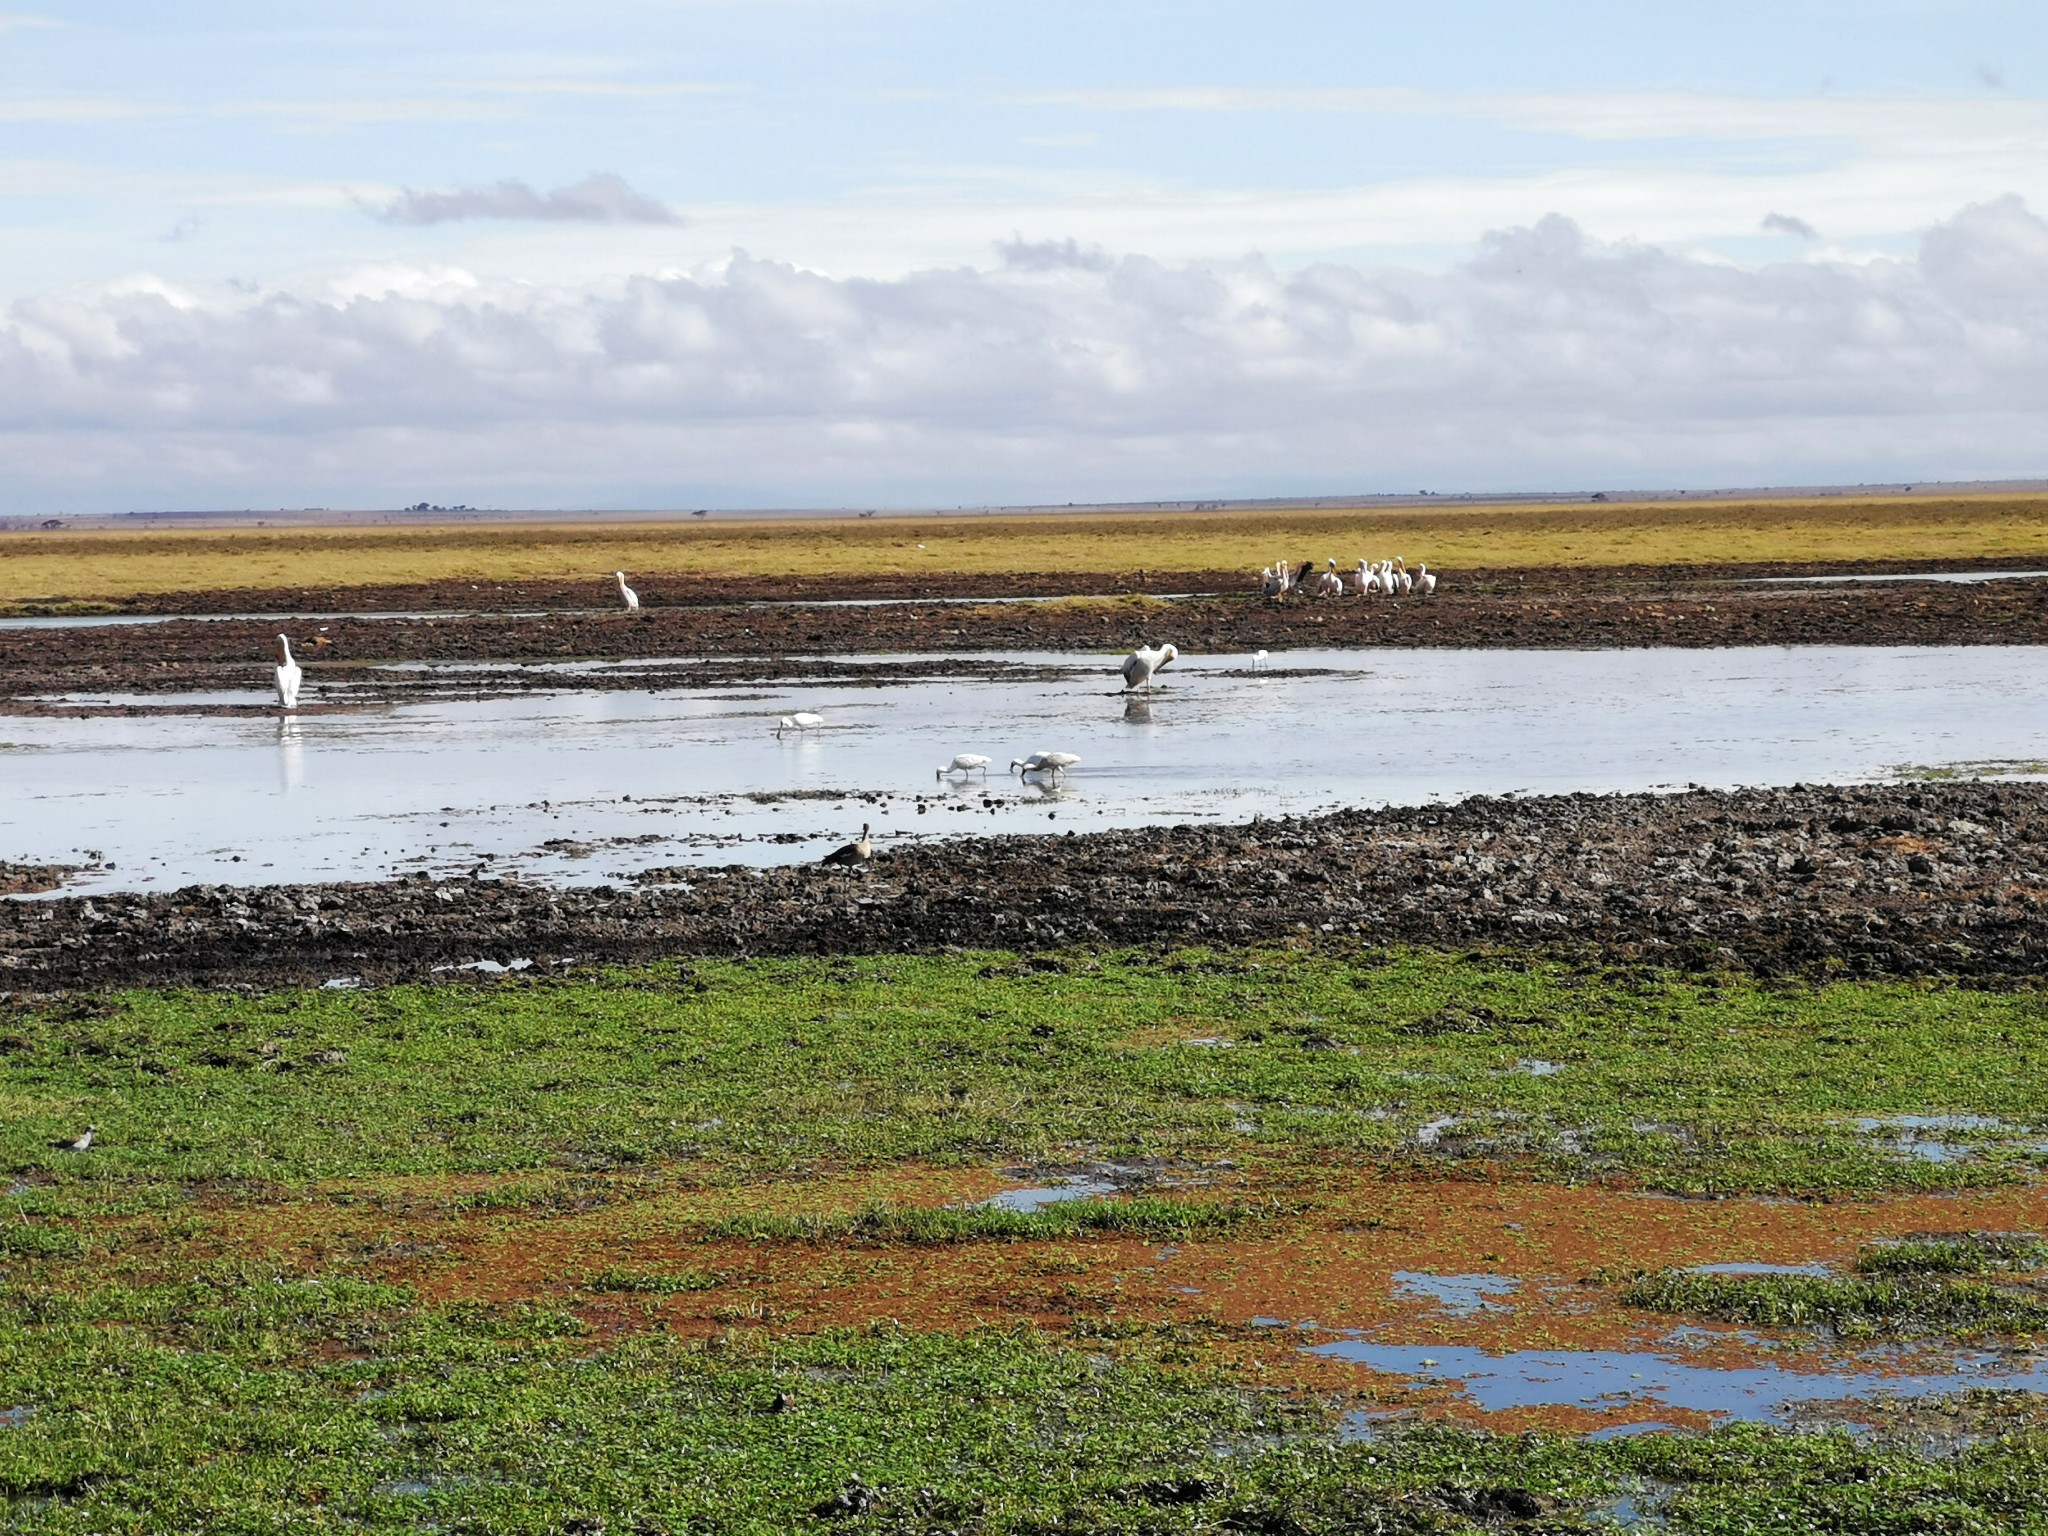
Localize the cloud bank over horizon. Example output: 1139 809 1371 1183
370 174 681 226
4 196 2046 513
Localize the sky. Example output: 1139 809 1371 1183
2 0 2047 511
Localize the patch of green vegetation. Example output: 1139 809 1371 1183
707 1196 1259 1244
1857 1232 2048 1276
1 1262 2047 1533
582 1266 728 1295
10 948 2048 1198
1622 1268 2048 1340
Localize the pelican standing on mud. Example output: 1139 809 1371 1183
615 571 640 611
1122 642 1178 692
273 635 302 711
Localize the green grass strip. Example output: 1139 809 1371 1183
707 1196 1259 1244
1622 1269 2048 1339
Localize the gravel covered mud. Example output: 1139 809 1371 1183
6 562 2048 710
7 781 2046 993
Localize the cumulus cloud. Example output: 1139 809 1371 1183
371 172 679 225
4 196 2048 508
996 235 1114 271
1761 211 1819 240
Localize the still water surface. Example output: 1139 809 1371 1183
4 645 2044 893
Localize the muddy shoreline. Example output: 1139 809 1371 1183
6 781 2045 993
6 560 2048 710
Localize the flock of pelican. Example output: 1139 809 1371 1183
1259 556 1437 599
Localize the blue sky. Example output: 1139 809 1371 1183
1 1 2046 509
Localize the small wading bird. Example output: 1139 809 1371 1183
1011 750 1080 781
615 571 640 611
1121 642 1177 692
936 753 992 779
820 823 871 867
775 712 823 736
1252 650 1269 670
273 635 301 711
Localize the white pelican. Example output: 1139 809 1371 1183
1353 559 1373 596
1414 563 1437 596
1121 642 1178 692
1319 559 1346 598
273 635 302 711
821 823 872 867
775 712 824 736
937 753 992 779
615 571 640 611
1271 560 1292 597
1011 750 1080 780
1260 566 1285 598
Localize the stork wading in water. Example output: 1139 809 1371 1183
273 635 302 711
1011 750 1080 782
615 571 640 611
821 823 872 867
775 712 823 737
937 753 992 779
1121 642 1178 692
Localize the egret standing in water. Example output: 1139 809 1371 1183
273 635 302 711
615 571 640 611
1121 642 1178 692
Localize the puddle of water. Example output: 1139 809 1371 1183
1753 571 2048 586
1690 1262 1834 1278
1850 1115 2015 1164
1414 1116 1461 1147
1392 1271 1520 1315
9 645 2048 892
980 1176 1122 1213
1309 1338 2048 1428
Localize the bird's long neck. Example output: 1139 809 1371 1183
277 637 293 664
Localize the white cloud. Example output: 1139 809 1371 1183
1 197 2045 509
371 174 681 226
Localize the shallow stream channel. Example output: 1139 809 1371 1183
5 643 2046 892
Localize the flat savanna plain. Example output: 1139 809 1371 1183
8 493 2048 609
10 503 2048 1531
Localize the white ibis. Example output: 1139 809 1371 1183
1011 751 1080 781
1121 642 1178 692
821 823 872 866
775 712 824 736
937 754 992 779
273 635 302 711
615 571 640 611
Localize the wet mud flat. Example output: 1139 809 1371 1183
7 561 2048 709
8 779 2047 992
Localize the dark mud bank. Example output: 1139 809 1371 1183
6 782 2048 992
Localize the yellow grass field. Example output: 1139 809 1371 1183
4 495 2048 604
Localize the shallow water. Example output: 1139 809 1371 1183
1391 1271 1520 1315
1312 1336 2048 1427
1753 570 2048 585
6 644 2048 893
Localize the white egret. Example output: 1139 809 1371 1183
1121 642 1178 692
937 753 992 779
615 571 640 611
775 712 824 736
821 823 872 867
273 635 302 711
1252 650 1269 671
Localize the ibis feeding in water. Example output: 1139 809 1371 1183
273 635 302 711
1121 643 1177 692
1011 750 1080 781
615 571 640 611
